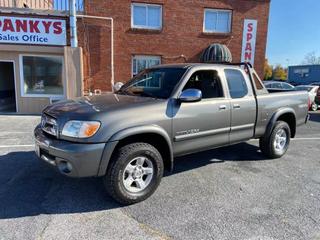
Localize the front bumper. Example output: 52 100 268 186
34 125 106 177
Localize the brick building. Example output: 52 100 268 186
80 0 270 93
0 0 270 114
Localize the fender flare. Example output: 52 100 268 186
97 125 174 176
265 108 296 138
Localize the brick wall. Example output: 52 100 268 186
79 0 270 92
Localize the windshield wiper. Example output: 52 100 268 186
123 77 153 90
116 88 131 95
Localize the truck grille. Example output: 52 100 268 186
41 113 58 137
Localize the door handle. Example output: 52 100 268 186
233 104 241 109
219 105 227 110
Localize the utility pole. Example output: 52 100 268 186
70 0 78 47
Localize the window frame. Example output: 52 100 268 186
132 55 161 77
19 54 65 98
203 8 232 34
131 3 163 30
181 69 225 100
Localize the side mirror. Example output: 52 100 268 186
179 89 202 102
113 82 124 92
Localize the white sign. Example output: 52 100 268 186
0 16 66 46
241 19 257 65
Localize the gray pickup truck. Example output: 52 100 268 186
34 63 309 204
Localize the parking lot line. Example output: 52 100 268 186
0 132 32 134
291 138 320 140
0 144 34 148
249 137 320 142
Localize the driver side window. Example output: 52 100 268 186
183 70 224 99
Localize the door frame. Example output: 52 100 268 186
0 60 18 113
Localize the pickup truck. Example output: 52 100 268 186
34 63 309 204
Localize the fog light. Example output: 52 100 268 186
58 161 73 174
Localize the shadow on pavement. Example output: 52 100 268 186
171 142 268 176
0 142 269 219
0 151 120 219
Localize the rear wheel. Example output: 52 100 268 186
259 121 291 159
311 102 318 111
104 143 164 205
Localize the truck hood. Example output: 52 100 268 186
43 92 163 119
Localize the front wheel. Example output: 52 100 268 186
259 121 291 159
310 102 318 111
103 143 164 205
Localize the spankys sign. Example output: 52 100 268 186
0 16 66 46
241 19 258 66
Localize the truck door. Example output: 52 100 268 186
224 68 256 143
172 69 231 155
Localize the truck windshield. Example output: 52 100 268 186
118 68 187 99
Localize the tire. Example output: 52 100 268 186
310 102 318 111
259 121 291 159
103 142 164 205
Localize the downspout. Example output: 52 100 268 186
70 0 78 47
77 14 115 92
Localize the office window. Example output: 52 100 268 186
204 9 232 33
225 69 248 98
21 55 64 96
132 55 161 76
132 3 162 29
294 68 310 78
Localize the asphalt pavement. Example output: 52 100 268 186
0 112 320 240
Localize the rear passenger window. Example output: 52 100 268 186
224 69 248 98
273 83 282 88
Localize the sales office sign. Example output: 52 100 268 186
0 16 66 46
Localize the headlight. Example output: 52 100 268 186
61 120 101 138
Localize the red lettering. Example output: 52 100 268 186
246 33 253 41
29 20 40 33
247 23 253 32
2 19 14 32
53 22 62 34
245 52 252 61
15 20 28 32
42 21 52 33
245 43 252 51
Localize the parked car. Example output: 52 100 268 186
34 63 309 204
295 85 319 111
311 82 320 87
263 81 296 92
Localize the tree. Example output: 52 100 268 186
273 64 287 80
302 52 320 65
264 59 273 80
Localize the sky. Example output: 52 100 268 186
266 0 320 67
